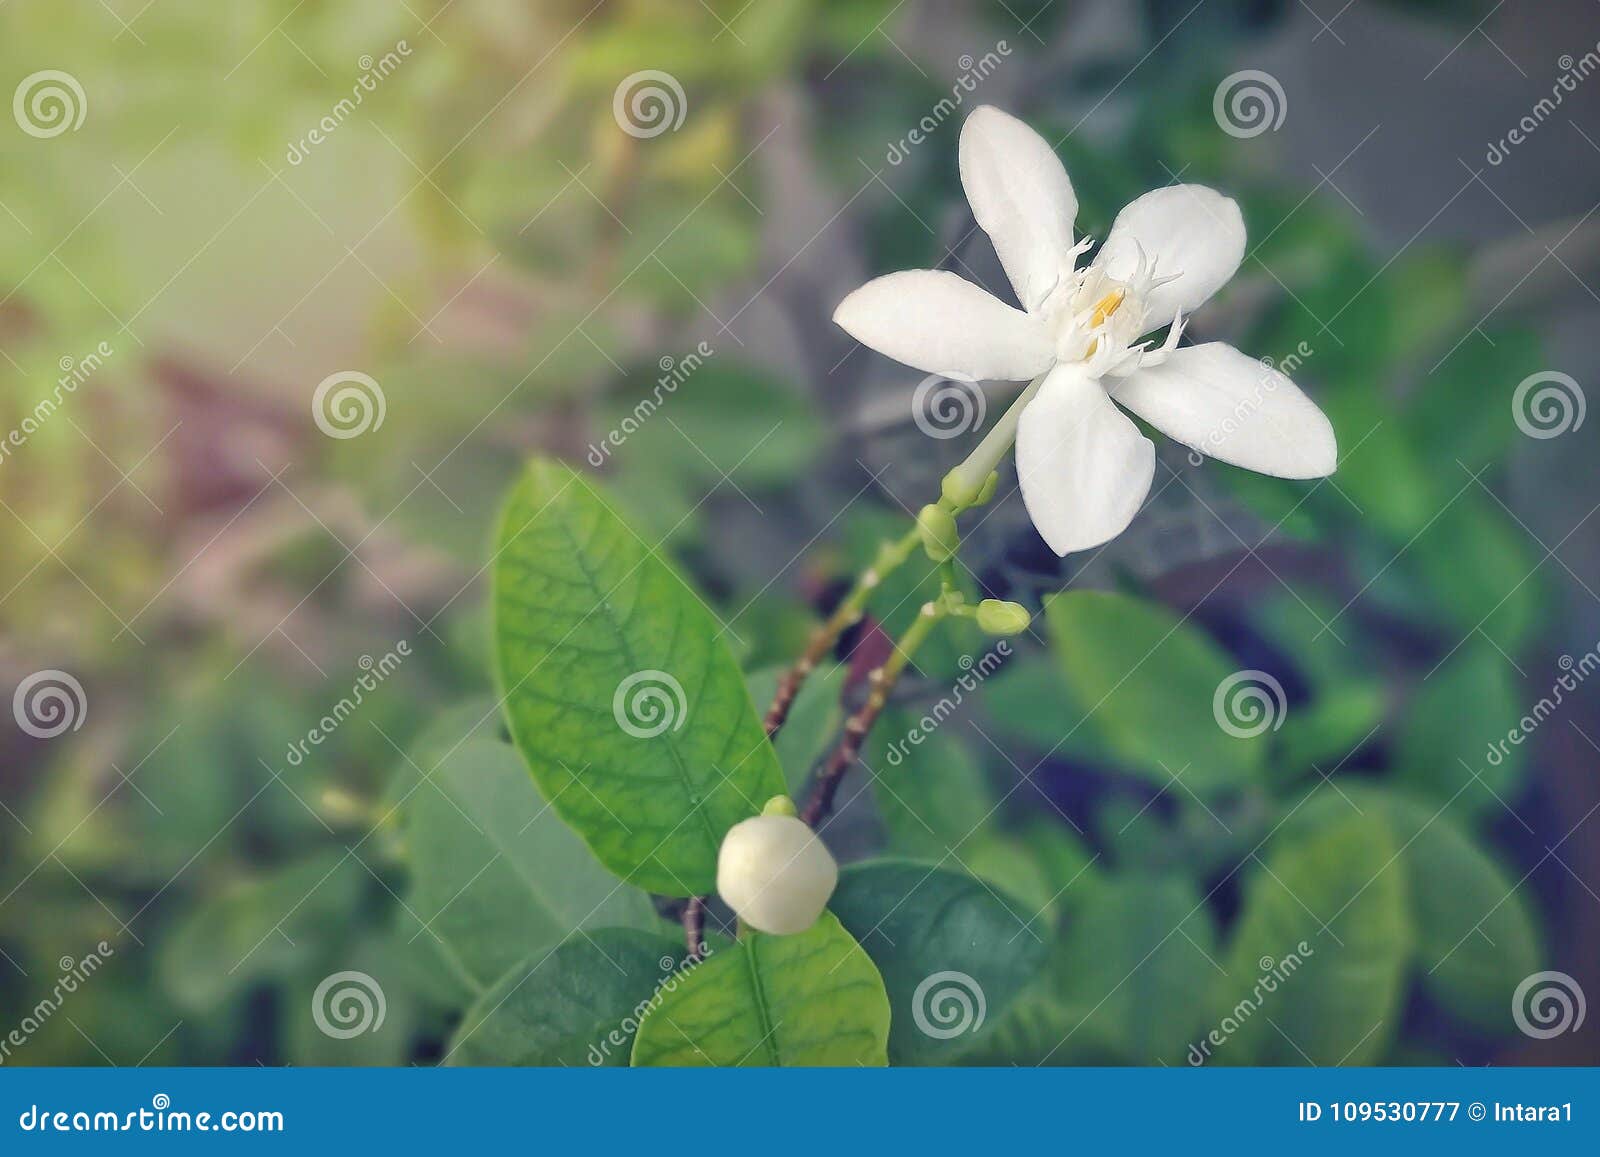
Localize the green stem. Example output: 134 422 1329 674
941 370 1048 507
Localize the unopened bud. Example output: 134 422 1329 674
975 599 1031 635
717 813 838 935
916 504 959 561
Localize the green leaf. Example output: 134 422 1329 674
1211 808 1411 1065
828 861 1049 1063
1381 793 1541 1033
493 459 787 894
405 737 660 992
1055 873 1218 1064
869 720 994 859
630 912 889 1066
1044 590 1267 793
962 818 1099 932
599 359 823 490
1275 681 1386 773
1394 645 1528 818
448 929 686 1066
156 850 363 1014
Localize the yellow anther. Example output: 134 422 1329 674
1089 289 1125 327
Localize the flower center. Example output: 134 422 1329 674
1038 243 1185 377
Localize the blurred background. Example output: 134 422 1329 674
1 0 1598 1066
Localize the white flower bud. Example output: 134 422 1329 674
716 810 838 935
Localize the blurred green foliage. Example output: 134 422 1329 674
0 0 1566 1068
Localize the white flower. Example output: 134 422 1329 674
833 105 1337 555
717 809 838 935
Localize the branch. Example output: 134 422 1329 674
801 599 946 829
682 895 706 962
762 526 922 739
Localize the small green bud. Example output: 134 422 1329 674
916 504 960 561
762 795 797 818
975 599 1031 635
975 470 999 505
940 468 983 508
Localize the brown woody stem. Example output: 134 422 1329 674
682 895 706 962
761 525 922 740
801 597 948 828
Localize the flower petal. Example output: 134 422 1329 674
959 105 1078 312
832 269 1054 381
1098 185 1245 321
1016 362 1155 555
1108 343 1337 478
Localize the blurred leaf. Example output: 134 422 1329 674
1393 645 1528 818
1406 327 1539 473
448 928 684 1066
1055 873 1218 1064
1382 793 1540 1033
599 359 823 491
156 850 363 1014
1044 590 1268 793
1275 681 1386 774
493 459 787 894
1211 808 1411 1065
870 719 994 858
1401 494 1544 652
1385 249 1468 364
405 737 659 993
283 932 420 1067
631 912 889 1066
963 818 1100 933
979 652 1118 761
829 860 1049 1064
